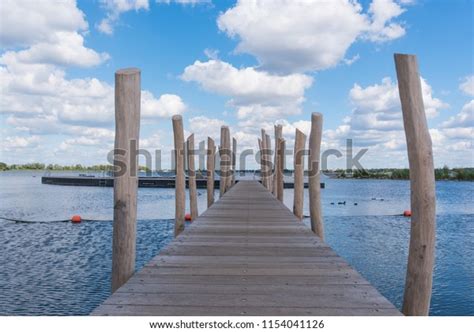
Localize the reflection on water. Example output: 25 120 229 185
0 172 472 315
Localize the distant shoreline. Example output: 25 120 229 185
1 168 473 182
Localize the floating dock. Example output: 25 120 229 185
41 176 324 189
92 181 400 316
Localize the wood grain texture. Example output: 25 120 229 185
258 137 263 185
206 137 216 208
265 134 273 193
219 126 231 197
276 138 285 202
187 134 198 221
260 129 267 189
308 113 324 240
293 129 306 220
232 137 237 186
91 180 401 316
111 68 140 293
172 115 185 237
273 125 283 195
395 53 436 316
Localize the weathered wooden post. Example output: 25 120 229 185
187 134 198 221
395 53 436 316
112 68 141 293
258 138 263 186
172 115 185 237
276 138 285 202
273 124 283 195
232 137 237 185
219 126 231 197
308 112 324 240
226 130 233 191
265 133 272 193
260 129 268 189
293 129 306 220
207 137 215 208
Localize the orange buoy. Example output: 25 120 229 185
185 213 192 221
71 215 82 223
403 210 412 217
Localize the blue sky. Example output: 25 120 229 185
0 0 473 169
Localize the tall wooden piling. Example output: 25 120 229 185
276 138 285 202
226 131 233 191
308 112 324 240
258 138 263 185
260 129 268 189
207 137 216 208
293 129 306 220
187 134 198 221
395 53 436 316
172 115 185 237
273 125 283 195
232 137 237 185
220 126 231 197
111 68 141 293
265 133 273 193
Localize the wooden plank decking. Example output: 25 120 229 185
92 181 401 316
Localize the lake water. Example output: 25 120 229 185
0 171 472 315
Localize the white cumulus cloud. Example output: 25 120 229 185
459 75 474 96
97 0 150 35
0 0 88 47
217 0 409 73
181 59 312 126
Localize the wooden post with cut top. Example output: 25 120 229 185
276 138 285 202
232 137 237 186
260 129 268 189
395 53 436 316
172 115 185 237
265 133 273 193
273 124 283 195
187 134 198 221
308 112 324 240
112 68 141 293
206 137 216 208
293 129 306 220
219 126 231 197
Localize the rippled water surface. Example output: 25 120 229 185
0 171 472 315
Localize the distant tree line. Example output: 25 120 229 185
1 162 473 181
334 166 474 181
0 162 114 171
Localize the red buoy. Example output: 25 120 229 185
185 213 192 221
71 215 82 223
403 210 412 217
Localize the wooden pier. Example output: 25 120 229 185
92 181 400 316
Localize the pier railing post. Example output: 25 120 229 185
219 126 231 197
273 124 283 195
395 53 436 316
265 133 272 193
207 137 216 207
276 138 285 202
172 115 185 237
112 68 141 293
261 129 268 189
258 138 263 186
293 129 307 220
232 137 237 186
226 131 233 191
187 134 198 221
308 112 324 240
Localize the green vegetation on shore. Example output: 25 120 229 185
333 166 474 181
0 162 150 172
1 162 473 181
